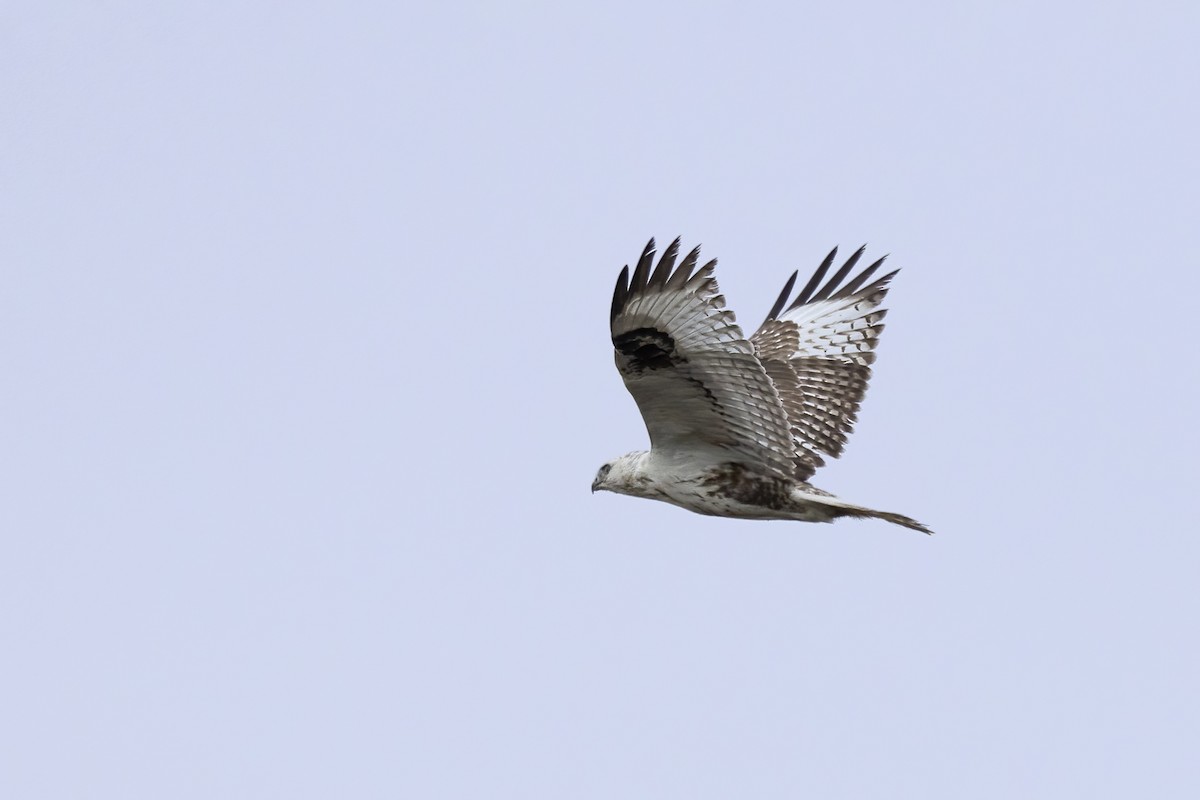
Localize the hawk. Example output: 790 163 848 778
592 237 932 534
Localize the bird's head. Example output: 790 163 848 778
591 463 612 493
591 452 648 495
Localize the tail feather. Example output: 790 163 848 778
858 509 934 535
820 498 934 535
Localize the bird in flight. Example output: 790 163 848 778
592 237 932 534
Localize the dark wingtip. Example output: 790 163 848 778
810 245 866 302
630 239 656 292
789 246 837 310
762 270 799 325
830 253 889 299
666 245 702 290
648 237 682 289
610 265 630 323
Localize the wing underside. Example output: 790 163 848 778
751 246 898 480
610 239 797 479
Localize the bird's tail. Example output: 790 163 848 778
813 495 934 535
852 508 934 535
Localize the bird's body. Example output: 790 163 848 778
592 238 932 534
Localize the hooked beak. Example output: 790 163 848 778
591 478 601 494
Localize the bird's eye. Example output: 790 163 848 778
599 464 611 477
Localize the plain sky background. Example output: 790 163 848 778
4 1 1199 797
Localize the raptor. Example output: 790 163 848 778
592 237 932 534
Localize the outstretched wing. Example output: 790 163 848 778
611 238 797 479
750 246 898 481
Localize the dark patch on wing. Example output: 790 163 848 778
683 374 719 406
613 326 680 371
702 462 794 510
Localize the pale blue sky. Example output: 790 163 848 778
4 1 1199 797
